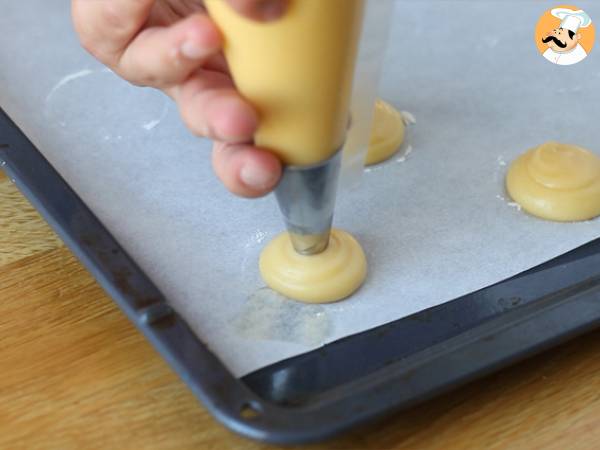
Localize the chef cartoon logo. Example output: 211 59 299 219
535 5 595 66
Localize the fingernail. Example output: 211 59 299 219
240 162 278 190
257 0 286 21
180 40 208 60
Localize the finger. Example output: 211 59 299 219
117 13 222 87
72 0 154 63
225 0 289 21
204 54 229 75
174 70 258 143
212 142 282 198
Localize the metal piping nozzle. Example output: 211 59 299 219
274 150 343 255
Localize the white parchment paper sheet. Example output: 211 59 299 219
1 1 599 376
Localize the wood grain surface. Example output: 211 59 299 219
1 168 600 450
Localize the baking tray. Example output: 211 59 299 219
2 106 600 445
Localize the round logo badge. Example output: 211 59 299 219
535 5 595 66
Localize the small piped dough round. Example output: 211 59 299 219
506 141 600 222
259 229 367 304
365 99 406 166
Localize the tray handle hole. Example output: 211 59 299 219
240 401 261 420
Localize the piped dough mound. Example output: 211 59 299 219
506 141 600 222
365 99 406 166
259 229 367 304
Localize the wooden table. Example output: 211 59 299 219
1 168 599 450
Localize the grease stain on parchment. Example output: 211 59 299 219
233 288 333 347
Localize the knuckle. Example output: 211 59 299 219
77 35 120 70
116 59 161 88
122 61 166 88
99 2 130 34
181 107 211 137
78 34 100 58
131 74 159 88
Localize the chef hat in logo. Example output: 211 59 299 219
551 8 592 33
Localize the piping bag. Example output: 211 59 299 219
205 0 382 256
342 0 394 188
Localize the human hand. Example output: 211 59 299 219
72 0 287 197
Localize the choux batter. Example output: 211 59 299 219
506 141 600 222
205 0 365 166
259 229 367 303
365 99 406 165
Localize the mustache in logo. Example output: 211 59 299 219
542 35 568 48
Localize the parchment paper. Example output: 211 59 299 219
1 0 599 376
